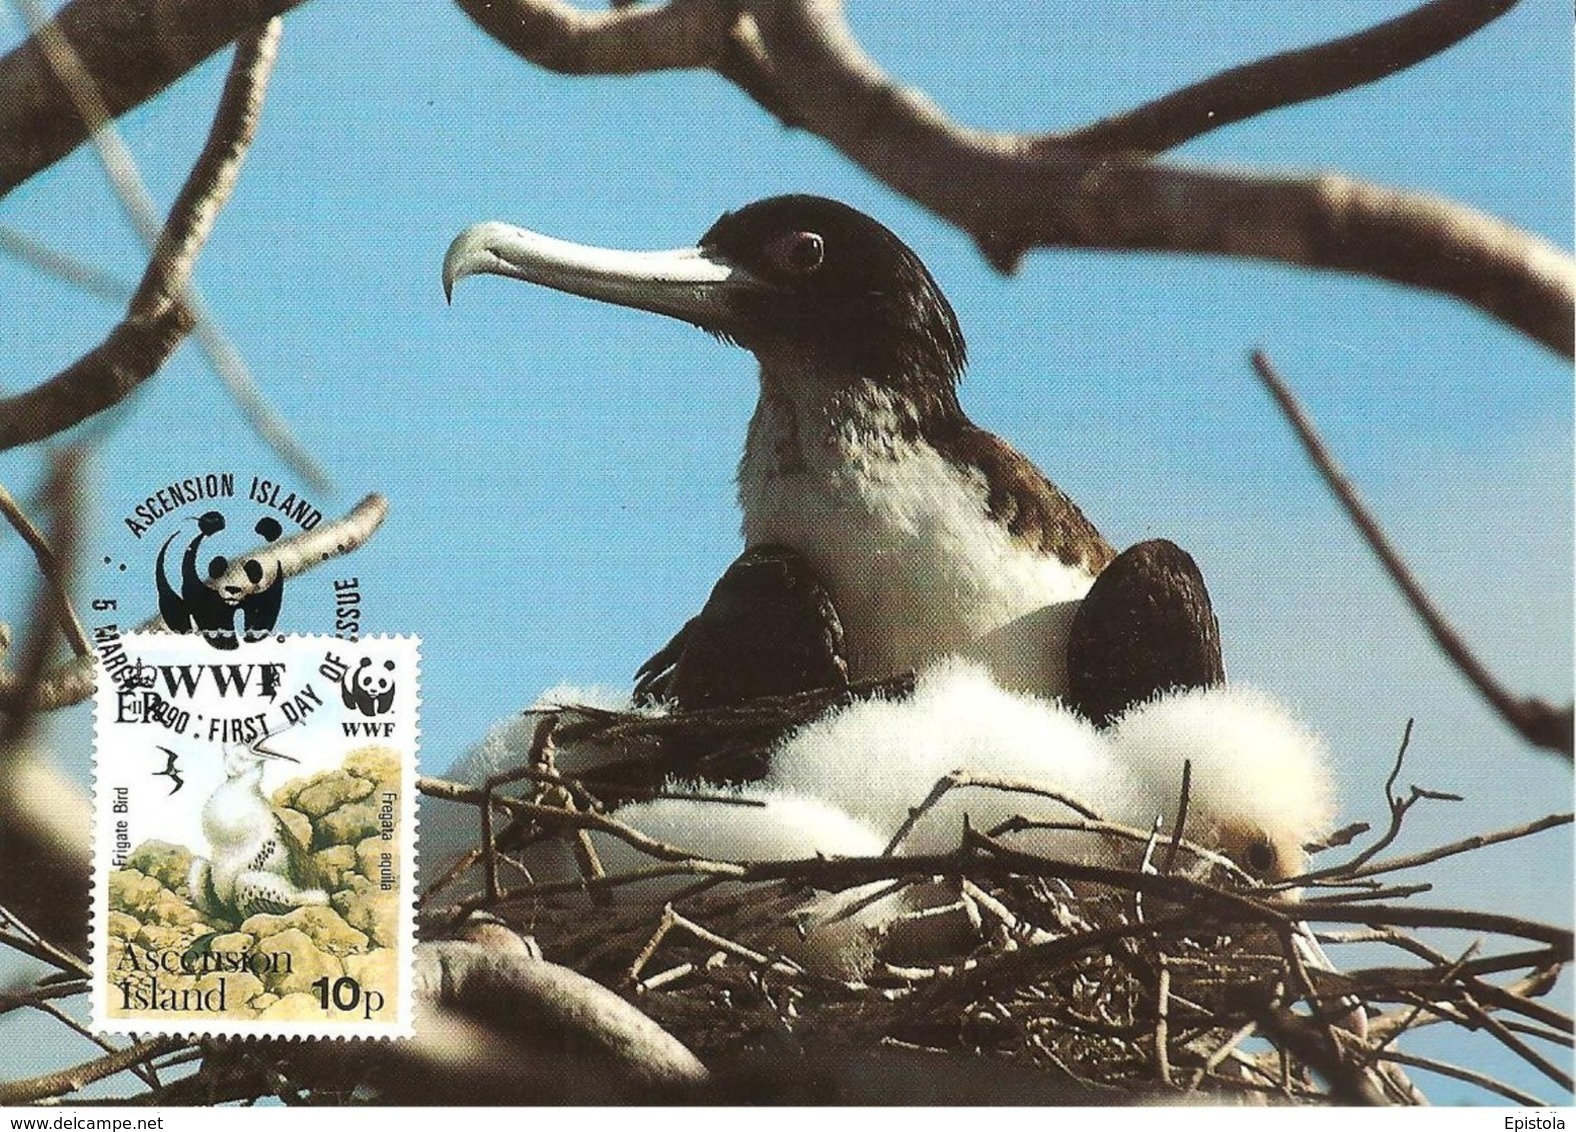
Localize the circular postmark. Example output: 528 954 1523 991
91 470 366 654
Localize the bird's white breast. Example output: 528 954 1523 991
737 378 1095 697
202 775 275 850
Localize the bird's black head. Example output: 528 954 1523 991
443 195 967 402
697 195 966 391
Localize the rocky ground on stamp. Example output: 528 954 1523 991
107 745 401 1022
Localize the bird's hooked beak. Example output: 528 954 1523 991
442 221 767 332
249 736 298 763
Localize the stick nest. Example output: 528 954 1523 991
411 689 1574 1106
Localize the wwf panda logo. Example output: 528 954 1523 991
154 511 284 651
342 658 396 716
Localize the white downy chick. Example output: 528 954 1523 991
767 658 1146 862
1106 684 1335 882
423 685 670 880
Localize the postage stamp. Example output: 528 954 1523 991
89 632 419 1038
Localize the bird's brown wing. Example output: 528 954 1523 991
271 807 323 889
938 425 1116 573
1065 538 1225 727
636 544 849 713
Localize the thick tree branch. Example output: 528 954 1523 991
1252 350 1574 758
454 0 732 74
0 20 279 452
1064 0 1520 153
0 0 305 199
745 1 1573 356
452 1 1572 356
11 0 324 487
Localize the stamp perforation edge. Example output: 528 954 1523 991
89 632 420 1039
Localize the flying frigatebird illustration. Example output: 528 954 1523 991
152 745 183 795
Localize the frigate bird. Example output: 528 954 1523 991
152 745 184 795
187 736 327 920
444 196 1223 718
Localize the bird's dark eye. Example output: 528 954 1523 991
766 231 825 276
1245 837 1277 877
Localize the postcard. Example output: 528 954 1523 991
0 0 1568 1111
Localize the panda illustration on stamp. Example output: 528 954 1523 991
341 657 397 716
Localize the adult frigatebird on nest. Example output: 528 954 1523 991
443 196 1222 722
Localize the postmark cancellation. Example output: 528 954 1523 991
90 632 419 1038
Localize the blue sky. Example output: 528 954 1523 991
0 0 1570 1104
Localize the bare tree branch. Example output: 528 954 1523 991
1348 811 1573 880
1065 0 1520 153
0 1036 189 1105
453 0 733 74
453 0 1572 356
0 452 92 956
8 1 324 487
0 479 91 657
0 449 83 753
0 492 388 711
0 223 129 302
1251 350 1574 758
0 0 306 198
0 20 279 452
745 1 1573 355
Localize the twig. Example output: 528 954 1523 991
0 479 90 656
0 449 82 755
27 998 160 1090
659 904 805 979
1159 759 1191 876
1298 720 1426 882
0 977 86 1015
0 901 91 978
883 771 1101 856
1456 993 1573 1092
1300 883 1433 905
1305 821 1372 854
626 908 679 988
1065 0 1519 153
1357 942 1479 1071
419 775 722 865
1347 811 1573 879
0 1035 189 1104
0 223 129 301
1288 902 1571 952
1187 1018 1261 1092
1361 1044 1547 1106
988 814 1253 884
1252 350 1574 757
1154 959 1172 1085
480 781 501 903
